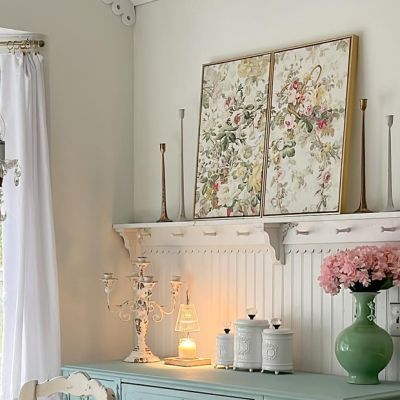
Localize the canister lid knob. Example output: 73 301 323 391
246 307 257 320
223 321 232 334
271 317 282 330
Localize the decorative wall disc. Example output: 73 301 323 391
101 0 157 26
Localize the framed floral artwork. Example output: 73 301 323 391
194 53 271 219
263 35 358 215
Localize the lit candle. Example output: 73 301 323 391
178 337 197 359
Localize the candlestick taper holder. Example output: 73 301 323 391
178 109 187 221
101 256 182 363
355 99 371 213
157 143 172 222
384 115 397 211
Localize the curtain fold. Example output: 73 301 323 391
0 52 61 400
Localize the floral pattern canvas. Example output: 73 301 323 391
194 54 271 219
264 37 355 215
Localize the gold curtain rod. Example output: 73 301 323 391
0 39 45 49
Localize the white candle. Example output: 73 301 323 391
178 337 197 359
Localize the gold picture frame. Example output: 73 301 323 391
193 35 358 219
262 35 358 216
193 52 272 220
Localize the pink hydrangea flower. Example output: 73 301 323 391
318 245 400 295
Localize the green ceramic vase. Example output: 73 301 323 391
335 292 393 384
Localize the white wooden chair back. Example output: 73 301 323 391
18 371 116 400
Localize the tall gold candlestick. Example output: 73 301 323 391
157 143 172 222
355 99 371 213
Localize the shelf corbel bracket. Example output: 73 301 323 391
114 227 149 265
263 223 284 266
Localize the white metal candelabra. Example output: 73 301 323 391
0 114 21 221
101 256 182 363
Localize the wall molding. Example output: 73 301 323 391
102 0 157 26
113 216 400 378
143 244 400 380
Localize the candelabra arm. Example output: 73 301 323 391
114 299 139 322
102 273 140 321
150 281 182 322
150 299 176 322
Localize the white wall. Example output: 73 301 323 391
133 0 400 221
132 0 400 378
0 0 134 363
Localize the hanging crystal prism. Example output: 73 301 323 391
0 113 21 221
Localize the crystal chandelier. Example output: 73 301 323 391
0 113 21 221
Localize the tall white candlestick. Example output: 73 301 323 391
385 115 396 211
178 108 187 220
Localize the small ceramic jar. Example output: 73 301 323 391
261 328 294 374
234 317 269 372
215 331 234 369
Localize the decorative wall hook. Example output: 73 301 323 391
171 232 184 237
137 229 151 239
336 227 351 234
295 229 310 236
203 231 217 237
381 226 397 233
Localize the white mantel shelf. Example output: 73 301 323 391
113 212 400 265
114 211 400 229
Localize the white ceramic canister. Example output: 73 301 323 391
234 318 269 371
261 328 294 374
215 331 234 369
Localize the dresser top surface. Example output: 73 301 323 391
63 361 400 400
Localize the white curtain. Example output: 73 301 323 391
0 52 61 400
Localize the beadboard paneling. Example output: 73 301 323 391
144 245 400 380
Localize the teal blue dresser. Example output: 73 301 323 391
62 361 400 400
